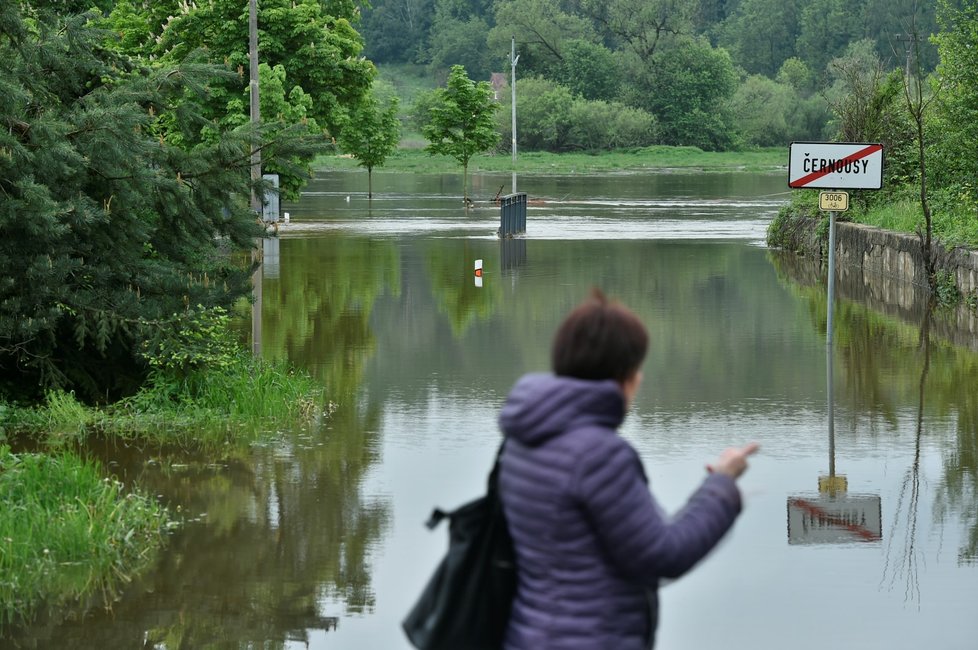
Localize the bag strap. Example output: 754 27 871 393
424 438 507 530
486 437 506 492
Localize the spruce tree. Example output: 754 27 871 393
0 4 322 402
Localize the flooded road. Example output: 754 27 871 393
8 170 978 649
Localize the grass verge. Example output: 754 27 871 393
1 353 327 448
857 197 978 249
772 188 978 251
315 146 787 175
108 352 327 446
0 349 326 629
0 324 324 627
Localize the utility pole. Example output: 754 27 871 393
249 0 262 356
511 36 519 194
249 0 261 210
895 33 913 83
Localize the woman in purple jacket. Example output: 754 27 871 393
497 289 758 649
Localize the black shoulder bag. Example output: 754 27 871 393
402 443 517 650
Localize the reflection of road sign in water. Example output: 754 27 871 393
474 259 483 288
788 142 883 189
787 495 882 544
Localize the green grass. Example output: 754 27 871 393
854 196 978 249
0 354 328 449
0 335 327 629
315 146 787 175
0 445 171 627
860 198 924 233
109 353 327 445
771 186 978 251
932 204 978 248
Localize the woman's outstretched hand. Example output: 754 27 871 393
707 443 760 479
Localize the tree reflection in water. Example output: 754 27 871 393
4 235 397 648
882 300 932 605
772 250 978 593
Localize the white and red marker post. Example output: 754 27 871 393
474 259 483 288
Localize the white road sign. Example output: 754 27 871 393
788 142 883 189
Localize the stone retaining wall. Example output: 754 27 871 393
773 216 978 295
771 216 978 348
835 221 978 296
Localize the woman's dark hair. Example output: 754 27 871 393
551 288 648 382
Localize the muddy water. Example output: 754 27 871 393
8 170 978 649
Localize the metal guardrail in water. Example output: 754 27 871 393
499 193 526 237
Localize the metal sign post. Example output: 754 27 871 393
821 192 847 490
819 188 850 357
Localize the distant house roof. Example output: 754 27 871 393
490 72 508 100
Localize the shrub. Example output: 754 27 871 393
567 100 657 151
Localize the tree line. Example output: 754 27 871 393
366 0 941 151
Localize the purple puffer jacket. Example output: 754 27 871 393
497 373 742 650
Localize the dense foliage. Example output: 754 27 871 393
99 0 375 198
767 1 978 270
932 0 978 212
0 3 325 402
363 0 940 151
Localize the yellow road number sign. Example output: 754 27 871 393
819 191 849 212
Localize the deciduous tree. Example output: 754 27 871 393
101 0 374 198
421 65 500 203
427 16 493 80
932 0 978 210
488 0 595 77
625 37 737 150
577 0 695 65
554 40 621 101
718 0 801 76
337 93 402 197
361 0 435 64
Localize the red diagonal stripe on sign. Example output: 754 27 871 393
790 143 883 188
791 499 880 541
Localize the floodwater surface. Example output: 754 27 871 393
7 170 978 649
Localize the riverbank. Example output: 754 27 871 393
0 341 328 629
314 146 786 175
